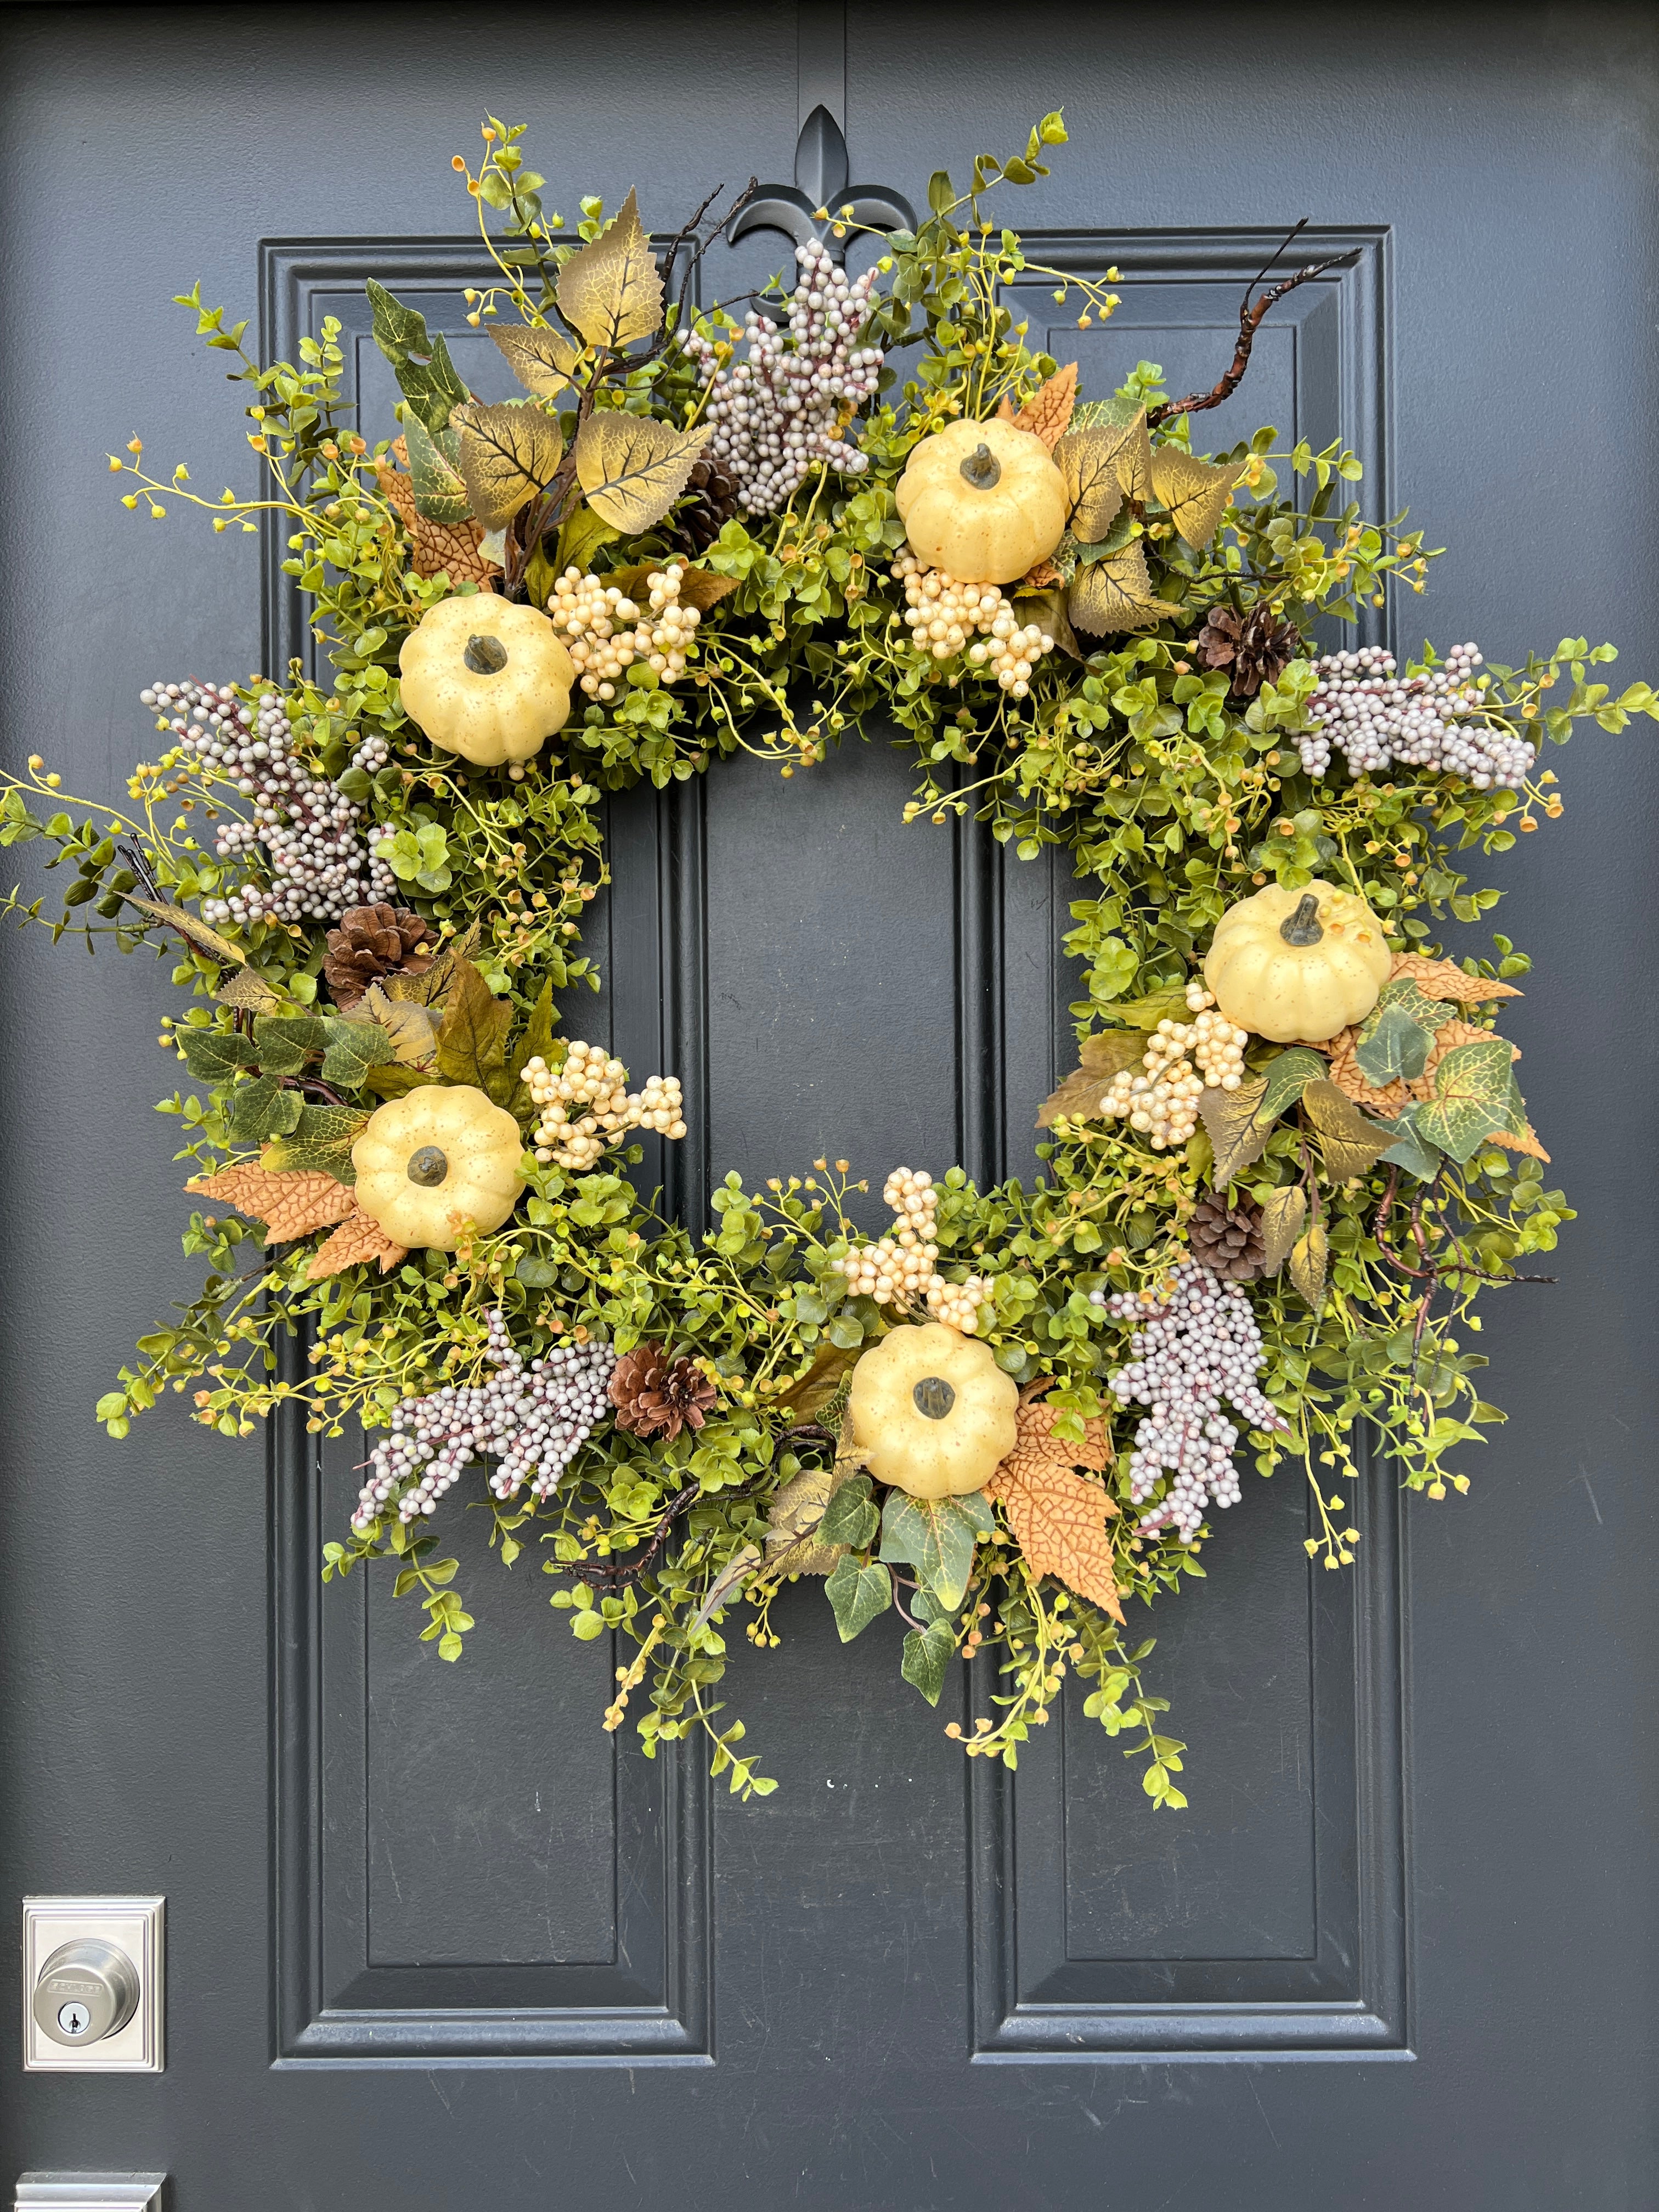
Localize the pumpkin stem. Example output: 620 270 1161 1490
958 441 1002 490
912 1376 957 1419
1279 891 1324 946
464 634 510 675
406 1144 449 1187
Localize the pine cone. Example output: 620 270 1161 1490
675 457 741 552
1194 605 1302 699
1189 1192 1267 1281
609 1342 718 1440
323 903 436 1009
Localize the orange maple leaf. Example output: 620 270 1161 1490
306 1204 409 1280
376 441 499 588
987 1395 1123 1623
185 1164 356 1242
1011 362 1079 450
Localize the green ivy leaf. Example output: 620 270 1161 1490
319 1018 398 1090
878 1491 985 1612
228 1076 304 1147
1378 1104 1444 1181
261 1104 370 1182
825 1556 892 1642
250 1014 328 1076
901 1618 957 1707
402 414 471 525
1413 1037 1522 1163
175 1026 258 1083
819 1473 879 1550
1355 1000 1434 1087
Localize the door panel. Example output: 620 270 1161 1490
2 5 1655 2208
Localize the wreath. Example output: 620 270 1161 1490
13 112 1655 1804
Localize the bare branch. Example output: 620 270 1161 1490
1147 223 1359 428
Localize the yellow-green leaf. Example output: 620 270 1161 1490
125 893 246 966
1288 1218 1329 1311
574 412 711 534
1199 1074 1271 1187
1053 425 1130 540
1257 1184 1307 1274
775 1341 861 1420
1149 448 1244 549
1302 1077 1398 1181
1068 543 1167 634
556 188 663 352
214 967 282 1013
449 400 564 531
489 321 580 399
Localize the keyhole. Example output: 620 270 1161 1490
57 2002 90 2036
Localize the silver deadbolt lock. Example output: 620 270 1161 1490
32 1938 140 2047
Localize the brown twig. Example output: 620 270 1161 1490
1146 222 1359 427
564 1480 703 1591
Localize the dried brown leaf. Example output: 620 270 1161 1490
185 1164 356 1242
1020 557 1062 589
306 1205 409 1280
988 1399 1122 1623
1488 1124 1551 1164
1012 362 1079 449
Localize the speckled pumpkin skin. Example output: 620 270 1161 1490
1203 880 1392 1043
847 1322 1018 1499
398 594 575 766
352 1084 526 1249
894 419 1069 584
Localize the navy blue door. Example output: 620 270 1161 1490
2 5 1655 2205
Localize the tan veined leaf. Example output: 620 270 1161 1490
490 321 581 398
1054 424 1131 541
1302 1077 1397 1181
556 188 664 352
988 1397 1122 1624
1199 1074 1272 1187
354 982 439 1069
214 968 282 1014
1011 362 1078 449
574 412 711 534
1149 448 1245 549
689 1544 762 1634
185 1164 356 1243
449 400 565 531
1257 1184 1307 1274
1288 1218 1329 1312
1389 952 1523 1005
1036 1032 1146 1128
1112 408 1154 504
382 921 482 1009
1068 543 1167 634
124 894 246 967
307 1202 408 1280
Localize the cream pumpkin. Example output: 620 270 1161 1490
1203 881 1391 1043
846 1322 1018 1500
398 594 575 768
894 418 1069 584
352 1084 526 1250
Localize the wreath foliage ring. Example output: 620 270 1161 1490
15 112 1657 1802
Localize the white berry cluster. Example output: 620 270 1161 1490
1096 983 1250 1150
546 563 703 701
680 237 884 514
892 550 1055 697
1298 643 1536 791
1094 1261 1284 1542
830 1167 996 1333
144 679 396 928
350 1310 617 1530
524 1041 686 1171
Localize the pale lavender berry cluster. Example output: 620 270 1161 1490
1093 1261 1284 1544
142 679 397 928
1297 644 1535 791
349 1311 617 1531
681 237 884 514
